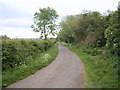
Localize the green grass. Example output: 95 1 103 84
2 44 58 88
0 74 2 89
66 44 118 88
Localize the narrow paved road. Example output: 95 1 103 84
7 45 85 88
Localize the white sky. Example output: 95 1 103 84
0 0 119 38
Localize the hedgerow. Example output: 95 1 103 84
2 39 54 71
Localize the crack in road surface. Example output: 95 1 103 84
7 45 85 88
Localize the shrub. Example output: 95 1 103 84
81 46 102 56
105 11 120 55
2 39 54 71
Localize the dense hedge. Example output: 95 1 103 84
2 39 54 71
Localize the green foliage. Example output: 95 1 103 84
2 39 54 71
81 46 102 56
58 15 76 43
31 7 59 39
58 11 107 47
58 8 119 88
66 44 118 88
58 9 119 54
2 44 58 87
105 11 120 55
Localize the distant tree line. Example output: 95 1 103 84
0 35 11 39
57 8 120 55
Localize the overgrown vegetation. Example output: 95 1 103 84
57 9 120 55
2 39 54 71
58 7 119 88
105 10 120 55
2 39 58 87
66 44 118 88
57 11 107 47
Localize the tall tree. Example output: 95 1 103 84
31 7 59 39
58 15 77 43
58 11 107 46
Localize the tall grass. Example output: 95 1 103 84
66 44 118 88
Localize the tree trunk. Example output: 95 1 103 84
44 25 47 40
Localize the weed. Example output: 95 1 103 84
66 45 118 88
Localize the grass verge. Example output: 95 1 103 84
2 44 58 88
66 44 118 88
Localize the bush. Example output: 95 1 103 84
2 39 54 71
105 11 120 55
81 46 102 56
2 44 58 88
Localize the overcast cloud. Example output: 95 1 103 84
0 0 119 38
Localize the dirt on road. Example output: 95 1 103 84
7 44 86 88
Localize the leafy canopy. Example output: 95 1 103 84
31 7 59 39
58 11 106 47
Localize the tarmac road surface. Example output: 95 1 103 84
7 44 85 88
